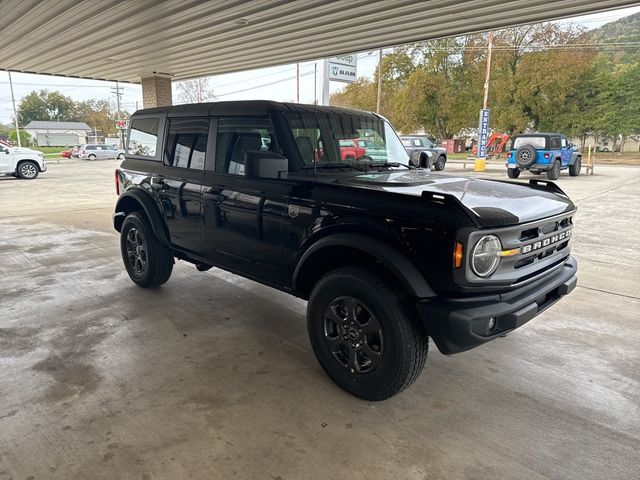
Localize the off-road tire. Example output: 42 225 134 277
120 212 173 288
516 144 537 167
507 168 520 179
434 155 446 171
569 157 581 177
307 266 428 401
16 161 39 179
547 160 561 180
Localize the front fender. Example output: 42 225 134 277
570 151 581 165
293 232 436 298
113 188 171 247
410 150 433 168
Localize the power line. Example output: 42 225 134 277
216 70 316 97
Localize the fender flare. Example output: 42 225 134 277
292 233 436 298
113 188 171 247
569 152 581 165
410 150 432 168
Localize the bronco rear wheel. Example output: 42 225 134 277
307 266 428 401
120 212 173 288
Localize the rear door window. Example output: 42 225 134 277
164 118 209 170
128 117 160 158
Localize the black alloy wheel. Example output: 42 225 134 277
307 266 428 401
125 227 147 276
120 212 173 288
323 296 384 375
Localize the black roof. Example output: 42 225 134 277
133 100 378 119
514 132 565 137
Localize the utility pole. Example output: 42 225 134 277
319 59 330 106
111 81 125 147
482 32 494 110
376 49 383 113
475 32 493 172
8 72 21 147
296 63 300 103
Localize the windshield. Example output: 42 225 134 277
286 111 410 168
513 136 546 149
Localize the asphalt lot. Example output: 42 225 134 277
1 159 639 480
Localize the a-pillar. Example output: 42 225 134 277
141 74 173 108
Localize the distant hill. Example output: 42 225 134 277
590 12 640 64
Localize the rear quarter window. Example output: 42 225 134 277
128 117 161 158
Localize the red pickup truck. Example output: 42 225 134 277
339 139 367 161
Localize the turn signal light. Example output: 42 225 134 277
544 152 550 159
499 247 521 257
453 242 464 268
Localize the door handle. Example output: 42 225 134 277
150 176 167 191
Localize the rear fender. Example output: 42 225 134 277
113 188 171 247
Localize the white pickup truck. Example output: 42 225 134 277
0 144 47 179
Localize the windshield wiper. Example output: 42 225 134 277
304 163 368 172
369 162 415 170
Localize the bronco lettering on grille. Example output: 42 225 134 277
522 229 571 254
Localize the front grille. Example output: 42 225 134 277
464 212 574 286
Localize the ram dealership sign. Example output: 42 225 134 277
328 55 357 83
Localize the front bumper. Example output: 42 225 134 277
40 161 47 172
417 256 577 354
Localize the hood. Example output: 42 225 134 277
9 146 40 154
332 170 575 227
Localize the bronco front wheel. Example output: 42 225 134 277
307 266 428 401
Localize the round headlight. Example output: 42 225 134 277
471 235 502 277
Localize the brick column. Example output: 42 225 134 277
141 75 173 108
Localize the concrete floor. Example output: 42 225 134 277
0 159 639 480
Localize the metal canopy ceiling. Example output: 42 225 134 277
1 0 638 83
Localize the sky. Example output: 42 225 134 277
2 5 640 124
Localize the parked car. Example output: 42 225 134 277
71 145 84 158
113 101 577 401
507 133 581 180
60 148 72 158
78 144 125 160
400 136 447 170
0 143 47 179
339 139 367 160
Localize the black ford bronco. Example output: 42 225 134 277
113 101 577 400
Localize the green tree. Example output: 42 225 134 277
8 129 32 146
17 90 76 125
0 123 11 141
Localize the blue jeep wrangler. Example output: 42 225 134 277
507 133 581 180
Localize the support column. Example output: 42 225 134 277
141 74 173 108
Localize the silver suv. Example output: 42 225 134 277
79 144 125 160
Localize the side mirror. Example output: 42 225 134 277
0 147 8 154
244 150 288 179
